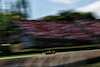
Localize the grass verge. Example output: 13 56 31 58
21 44 100 52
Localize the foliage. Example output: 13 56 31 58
0 11 22 38
42 10 95 22
15 0 29 18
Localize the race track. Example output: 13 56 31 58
0 49 100 67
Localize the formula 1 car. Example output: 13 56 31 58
42 51 55 55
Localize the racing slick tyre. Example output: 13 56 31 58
42 53 46 55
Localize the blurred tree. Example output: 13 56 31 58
0 12 22 39
10 0 29 18
80 12 95 20
42 10 95 22
22 0 28 18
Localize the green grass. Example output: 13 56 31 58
0 50 71 59
80 62 100 67
21 44 100 52
0 53 41 58
93 62 100 65
0 51 62 58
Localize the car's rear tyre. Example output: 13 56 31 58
42 53 46 55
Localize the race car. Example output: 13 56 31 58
42 51 55 55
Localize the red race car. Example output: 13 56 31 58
42 51 55 55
